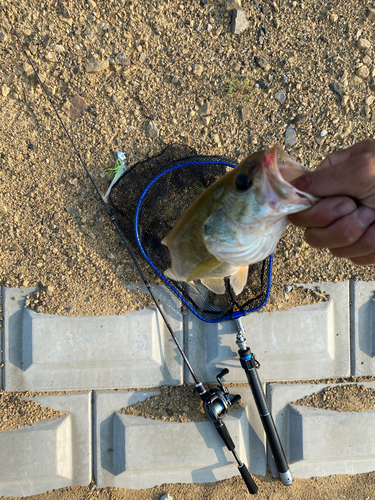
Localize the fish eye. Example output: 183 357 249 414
235 173 253 191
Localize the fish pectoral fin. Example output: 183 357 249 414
164 267 182 282
229 266 249 295
200 277 226 295
161 236 168 246
186 256 223 281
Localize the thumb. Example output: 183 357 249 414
291 153 375 200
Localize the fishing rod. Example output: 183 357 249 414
3 6 258 495
236 318 293 486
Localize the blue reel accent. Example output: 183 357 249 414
240 354 253 361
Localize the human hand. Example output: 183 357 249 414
289 140 375 265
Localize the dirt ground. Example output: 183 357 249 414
1 0 375 498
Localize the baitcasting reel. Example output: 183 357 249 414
200 368 241 423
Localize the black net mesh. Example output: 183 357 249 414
109 144 271 322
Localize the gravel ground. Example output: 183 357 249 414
1 0 375 498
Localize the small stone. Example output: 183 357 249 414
200 0 208 5
65 306 74 313
320 130 328 137
356 65 370 79
0 32 8 42
231 7 248 35
45 51 57 63
201 116 211 126
315 136 326 146
357 38 372 50
329 13 338 23
273 18 280 28
198 101 211 116
1 84 10 97
226 0 241 9
365 95 375 106
62 95 89 120
22 62 34 76
146 121 160 139
139 53 147 64
284 284 293 293
114 51 131 66
372 113 375 123
255 56 270 71
367 7 375 21
329 81 344 96
160 494 173 500
363 55 372 66
50 43 65 53
257 79 270 89
274 90 286 103
1 18 11 33
292 113 308 126
85 60 109 73
241 104 250 122
285 124 297 148
213 133 222 145
0 203 7 214
193 64 204 77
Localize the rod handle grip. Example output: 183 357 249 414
238 464 258 495
215 420 235 451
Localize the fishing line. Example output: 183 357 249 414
1 5 201 384
3 7 293 493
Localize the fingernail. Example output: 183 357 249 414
357 206 375 228
332 200 357 218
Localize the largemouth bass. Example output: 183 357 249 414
161 145 318 295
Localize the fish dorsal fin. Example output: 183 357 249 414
229 266 249 295
200 277 226 295
186 256 223 281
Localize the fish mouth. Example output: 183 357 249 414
261 145 317 206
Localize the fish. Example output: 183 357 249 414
161 145 318 296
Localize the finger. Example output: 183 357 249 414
291 152 375 201
304 206 375 249
350 253 375 265
317 140 375 169
289 197 357 228
330 222 375 259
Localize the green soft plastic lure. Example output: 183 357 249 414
103 151 126 202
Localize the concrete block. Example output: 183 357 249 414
94 388 266 489
0 392 91 497
350 281 375 376
267 381 375 478
184 282 350 383
3 286 183 391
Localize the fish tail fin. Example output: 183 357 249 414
200 277 226 295
229 266 248 295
